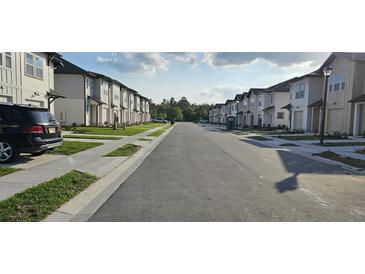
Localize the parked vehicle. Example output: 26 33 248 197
152 118 168 123
0 103 63 163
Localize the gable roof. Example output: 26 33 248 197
234 94 243 101
55 57 94 77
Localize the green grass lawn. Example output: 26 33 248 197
104 143 141 157
63 135 122 140
138 138 152 141
48 141 103 155
71 123 162 136
147 125 171 137
277 135 343 141
314 142 365 147
279 143 300 147
313 151 365 169
0 167 21 177
0 170 97 222
247 136 273 141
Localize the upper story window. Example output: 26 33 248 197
25 53 44 79
0 52 12 69
295 82 305 99
114 94 119 100
328 73 346 92
5 52 12 68
258 96 263 106
250 97 255 106
270 95 273 104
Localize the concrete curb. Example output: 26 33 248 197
44 126 174 222
239 135 365 176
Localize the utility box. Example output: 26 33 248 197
226 115 236 131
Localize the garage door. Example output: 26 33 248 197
293 111 303 130
327 109 344 133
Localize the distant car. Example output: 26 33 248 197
0 103 63 163
152 118 168 123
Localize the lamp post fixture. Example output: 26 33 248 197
319 66 333 145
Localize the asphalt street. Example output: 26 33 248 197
90 123 365 221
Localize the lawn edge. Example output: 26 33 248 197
44 125 174 222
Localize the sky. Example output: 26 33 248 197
61 52 330 105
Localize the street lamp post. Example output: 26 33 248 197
319 66 333 145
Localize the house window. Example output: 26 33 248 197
270 95 273 104
114 94 119 100
277 112 284 119
329 73 346 92
258 97 263 106
25 53 44 79
5 52 12 68
295 83 305 99
0 53 2 66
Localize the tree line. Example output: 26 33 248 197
150 97 213 122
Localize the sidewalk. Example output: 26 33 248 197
236 132 365 173
0 126 165 201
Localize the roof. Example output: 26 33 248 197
225 99 235 105
319 52 365 72
265 77 297 92
234 94 243 101
215 103 225 108
308 99 323 107
88 95 106 105
348 94 365 103
263 106 274 111
47 89 66 99
55 57 94 77
281 103 292 110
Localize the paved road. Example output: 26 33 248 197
90 123 365 221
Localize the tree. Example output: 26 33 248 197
167 107 183 121
177 97 191 111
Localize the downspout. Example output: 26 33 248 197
82 74 86 126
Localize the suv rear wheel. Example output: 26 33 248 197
0 141 20 163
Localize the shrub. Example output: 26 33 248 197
330 131 348 139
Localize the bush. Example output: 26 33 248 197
330 131 348 139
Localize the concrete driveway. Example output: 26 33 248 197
90 122 365 221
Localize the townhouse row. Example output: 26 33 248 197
54 58 151 126
209 52 365 136
0 52 151 126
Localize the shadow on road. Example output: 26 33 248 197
275 172 299 193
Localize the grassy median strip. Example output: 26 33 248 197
138 138 152 141
71 123 161 136
279 143 299 147
247 136 273 141
0 167 21 177
48 141 103 155
313 151 365 169
63 135 122 140
104 143 141 157
314 142 365 147
0 170 98 222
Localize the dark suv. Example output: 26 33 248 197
0 103 63 163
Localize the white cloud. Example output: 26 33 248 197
204 52 329 68
96 52 169 74
195 85 246 104
165 52 198 65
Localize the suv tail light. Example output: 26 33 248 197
24 125 44 134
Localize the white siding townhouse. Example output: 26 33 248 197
0 52 63 113
261 79 292 128
284 71 323 132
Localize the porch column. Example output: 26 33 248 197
353 103 359 136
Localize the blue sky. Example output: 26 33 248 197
61 52 330 104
